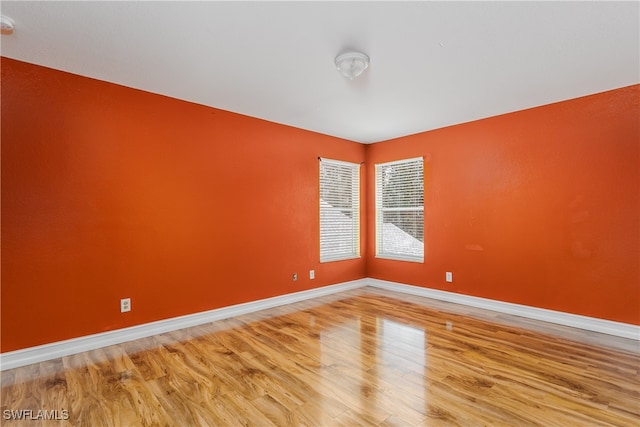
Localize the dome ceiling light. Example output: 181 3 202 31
334 51 370 80
1 15 14 35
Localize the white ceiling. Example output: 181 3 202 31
1 1 638 143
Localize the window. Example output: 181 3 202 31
319 158 360 262
375 157 424 262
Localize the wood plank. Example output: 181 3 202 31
1 288 638 426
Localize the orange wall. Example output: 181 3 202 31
1 58 366 352
366 85 640 325
2 58 638 353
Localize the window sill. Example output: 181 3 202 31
320 255 361 263
375 254 424 263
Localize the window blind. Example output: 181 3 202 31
375 157 424 262
319 158 360 262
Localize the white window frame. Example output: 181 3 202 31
375 157 424 263
319 158 361 262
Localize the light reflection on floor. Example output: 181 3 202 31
319 312 428 422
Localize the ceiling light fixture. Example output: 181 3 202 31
1 15 14 35
335 51 370 80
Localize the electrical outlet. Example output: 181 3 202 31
310 270 315 279
446 272 453 283
120 298 131 313
293 273 297 281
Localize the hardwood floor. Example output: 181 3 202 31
1 287 639 426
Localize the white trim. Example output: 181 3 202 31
319 158 361 262
364 278 640 341
2 277 638 370
375 157 424 263
0 279 367 371
318 157 360 167
319 255 361 264
375 156 424 167
375 254 424 263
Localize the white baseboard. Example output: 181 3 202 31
2 277 637 370
0 279 367 371
364 278 640 341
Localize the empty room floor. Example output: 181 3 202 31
1 287 638 426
